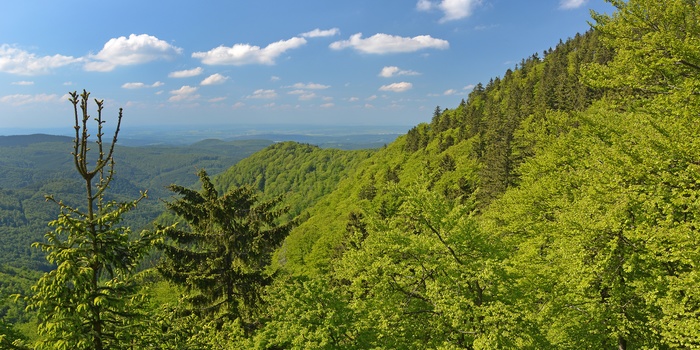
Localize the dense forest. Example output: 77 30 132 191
2 0 700 348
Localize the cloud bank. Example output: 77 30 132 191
192 37 307 65
559 0 587 9
85 34 182 72
0 45 81 75
379 66 420 78
330 33 448 54
417 0 482 23
379 82 413 92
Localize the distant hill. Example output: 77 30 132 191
0 135 273 270
0 134 72 147
214 142 375 220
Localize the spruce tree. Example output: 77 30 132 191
157 169 296 332
27 90 156 350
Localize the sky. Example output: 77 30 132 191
0 0 614 132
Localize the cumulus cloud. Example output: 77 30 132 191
379 82 413 92
348 97 360 102
85 34 182 72
320 103 334 108
330 33 448 54
301 28 340 38
169 67 203 78
0 93 64 106
201 73 229 85
192 37 307 65
417 0 482 22
169 85 200 102
299 92 317 100
11 81 34 86
0 45 81 75
559 0 587 9
379 66 420 78
122 81 164 89
288 82 330 89
246 89 277 99
443 89 458 95
416 0 433 11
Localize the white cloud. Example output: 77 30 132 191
63 81 73 86
463 84 475 90
0 45 81 75
299 92 317 101
270 75 280 81
348 97 359 102
416 0 433 11
417 0 482 22
122 81 164 89
193 37 307 65
330 33 448 54
169 67 203 78
201 73 229 85
0 93 63 106
320 103 334 108
208 97 227 103
379 82 413 92
366 95 378 101
559 0 587 9
169 85 200 102
85 34 182 72
444 89 457 95
288 82 330 89
379 66 420 78
301 28 340 38
11 81 33 86
232 102 245 109
246 89 277 99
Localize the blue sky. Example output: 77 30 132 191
0 0 613 131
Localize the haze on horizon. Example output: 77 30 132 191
0 0 612 130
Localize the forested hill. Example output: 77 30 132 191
5 1 700 348
0 137 272 270
215 142 375 219
276 29 612 276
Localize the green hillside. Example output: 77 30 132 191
0 137 272 270
4 1 700 348
215 142 375 220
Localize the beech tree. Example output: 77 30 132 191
27 90 156 350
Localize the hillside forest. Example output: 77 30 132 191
2 1 700 348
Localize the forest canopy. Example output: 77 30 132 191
2 1 700 348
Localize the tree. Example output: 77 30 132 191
157 169 296 332
26 90 156 350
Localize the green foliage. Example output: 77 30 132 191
215 141 374 220
4 2 700 348
0 136 271 272
26 91 157 349
157 169 296 330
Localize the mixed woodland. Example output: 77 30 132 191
2 0 700 348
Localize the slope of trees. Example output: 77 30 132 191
4 0 700 348
215 142 375 219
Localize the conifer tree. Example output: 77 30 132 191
27 90 156 350
157 169 295 332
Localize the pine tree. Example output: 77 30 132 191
27 90 156 350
